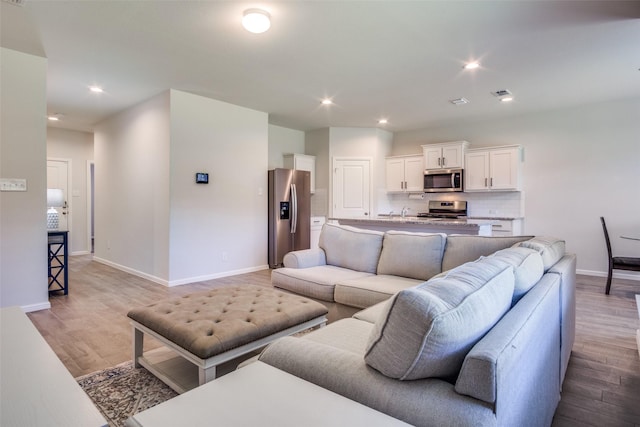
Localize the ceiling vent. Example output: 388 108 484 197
491 89 512 97
450 98 470 106
2 0 25 6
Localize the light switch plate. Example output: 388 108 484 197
0 178 27 191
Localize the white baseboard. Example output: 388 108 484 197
167 265 270 287
92 257 269 288
21 301 52 313
71 250 91 256
577 269 640 281
93 257 169 286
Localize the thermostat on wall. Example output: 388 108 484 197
195 173 209 184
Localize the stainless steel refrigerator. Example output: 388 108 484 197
268 168 311 268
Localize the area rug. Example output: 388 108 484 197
77 362 177 427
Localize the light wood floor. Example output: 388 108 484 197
28 255 640 426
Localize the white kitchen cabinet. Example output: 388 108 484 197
422 141 468 170
385 155 424 192
464 145 522 192
310 216 325 248
284 153 316 193
490 219 523 236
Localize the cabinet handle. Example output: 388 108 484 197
485 178 488 187
404 181 407 189
490 178 493 187
438 157 441 166
442 157 446 166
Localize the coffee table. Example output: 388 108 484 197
125 361 410 427
128 285 328 393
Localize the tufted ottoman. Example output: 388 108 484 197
127 284 328 393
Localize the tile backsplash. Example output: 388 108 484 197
378 191 524 218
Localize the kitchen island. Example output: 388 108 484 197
331 216 495 236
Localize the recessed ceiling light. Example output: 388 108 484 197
242 9 271 34
48 116 60 121
378 119 388 125
464 62 480 70
321 99 333 105
89 86 104 93
500 97 514 102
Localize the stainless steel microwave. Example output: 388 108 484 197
424 168 463 192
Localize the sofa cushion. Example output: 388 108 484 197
364 258 514 380
272 265 373 302
376 231 446 280
319 223 384 274
352 301 387 324
514 236 565 272
334 275 423 309
488 247 544 304
441 235 533 272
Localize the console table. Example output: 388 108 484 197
48 230 68 294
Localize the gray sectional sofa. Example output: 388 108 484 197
263 223 576 426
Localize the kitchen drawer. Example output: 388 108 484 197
492 220 513 232
491 219 523 236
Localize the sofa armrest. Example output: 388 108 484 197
283 248 327 268
547 253 576 384
455 273 561 426
259 337 495 427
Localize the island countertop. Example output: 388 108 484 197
329 216 496 235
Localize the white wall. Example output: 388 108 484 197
168 90 269 284
94 92 171 282
47 127 94 255
0 48 49 311
268 125 305 169
392 97 640 277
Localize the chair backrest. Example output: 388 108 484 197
600 217 613 260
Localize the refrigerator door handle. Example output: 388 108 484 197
290 183 298 234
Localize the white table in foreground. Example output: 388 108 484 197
0 306 107 427
126 361 410 427
636 295 640 358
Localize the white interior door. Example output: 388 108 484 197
333 158 370 218
47 159 70 231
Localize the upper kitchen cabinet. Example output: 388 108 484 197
465 145 523 192
386 155 424 192
422 141 469 170
284 153 316 193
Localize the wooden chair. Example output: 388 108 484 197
600 217 640 294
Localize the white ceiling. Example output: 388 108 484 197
2 0 639 133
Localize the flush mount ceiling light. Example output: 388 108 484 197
450 98 470 106
89 86 104 93
463 62 480 70
242 9 271 34
321 99 333 105
500 97 514 103
48 113 64 121
378 119 388 125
